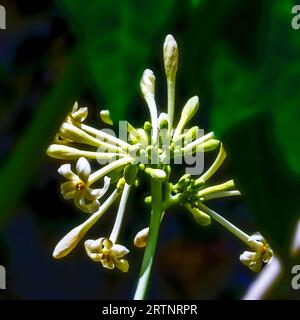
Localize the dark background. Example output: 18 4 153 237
0 0 299 299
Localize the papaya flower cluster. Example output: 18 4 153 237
47 34 273 276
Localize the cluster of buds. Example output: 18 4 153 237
47 35 273 274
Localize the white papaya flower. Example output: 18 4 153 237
240 233 273 272
84 238 129 272
58 157 110 213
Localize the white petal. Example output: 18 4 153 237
72 107 88 123
249 232 265 244
114 258 129 273
72 101 79 113
101 258 114 269
84 240 103 260
239 251 257 265
110 244 129 258
84 239 94 250
58 164 78 181
61 181 76 199
76 157 91 182
74 192 100 213
90 238 105 252
84 177 111 201
85 250 101 262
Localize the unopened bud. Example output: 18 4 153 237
185 204 211 226
174 96 199 138
134 227 149 248
100 110 113 125
144 196 152 205
163 34 178 79
145 168 167 182
140 69 155 98
59 122 101 147
196 139 220 152
124 164 138 185
117 177 126 191
158 112 170 129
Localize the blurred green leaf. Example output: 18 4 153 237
0 52 82 226
58 0 176 121
211 0 300 177
209 0 300 254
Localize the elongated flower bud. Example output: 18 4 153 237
174 96 199 138
59 122 101 147
140 69 158 144
163 34 178 79
47 144 122 161
53 224 88 259
140 69 155 98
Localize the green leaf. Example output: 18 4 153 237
57 0 176 122
209 0 300 254
0 52 82 226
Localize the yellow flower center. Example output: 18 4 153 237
75 181 85 191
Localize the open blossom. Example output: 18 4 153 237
58 157 110 213
85 237 129 272
240 233 273 272
68 101 88 123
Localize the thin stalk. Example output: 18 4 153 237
167 79 175 134
134 179 163 300
79 123 131 149
197 202 249 245
88 157 133 186
109 183 131 243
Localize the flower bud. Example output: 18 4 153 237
196 139 220 152
143 121 152 132
100 110 113 125
117 177 126 191
144 196 152 205
59 122 101 147
53 224 88 259
158 112 170 130
174 96 199 138
124 164 138 185
163 34 178 80
134 227 149 248
185 204 211 226
47 144 85 160
140 69 155 98
145 168 167 182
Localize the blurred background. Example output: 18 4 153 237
0 0 300 299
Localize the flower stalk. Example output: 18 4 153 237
134 178 163 300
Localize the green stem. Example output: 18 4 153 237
134 178 163 300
